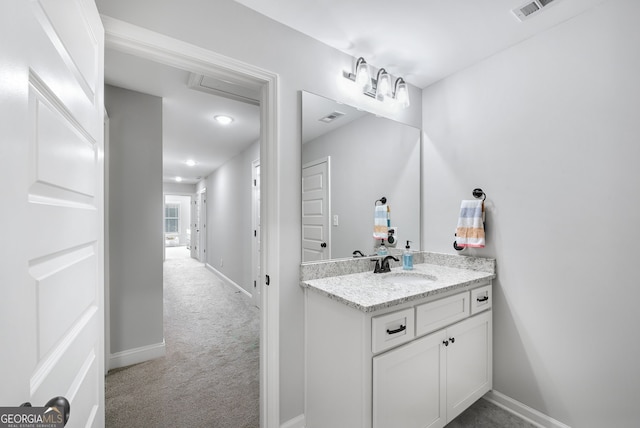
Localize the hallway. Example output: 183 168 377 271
105 248 260 427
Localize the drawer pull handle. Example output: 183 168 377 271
477 296 489 303
386 325 406 335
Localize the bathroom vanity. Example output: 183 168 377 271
300 253 495 428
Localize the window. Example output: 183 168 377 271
165 203 180 233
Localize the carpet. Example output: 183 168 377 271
106 249 260 427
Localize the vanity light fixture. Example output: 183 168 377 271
343 57 410 108
214 115 234 125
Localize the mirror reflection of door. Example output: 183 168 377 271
302 157 331 262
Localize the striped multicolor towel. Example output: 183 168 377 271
373 204 389 239
455 200 485 248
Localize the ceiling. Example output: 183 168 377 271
104 0 606 185
104 49 261 185
234 0 607 88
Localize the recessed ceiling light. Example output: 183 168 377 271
185 159 197 167
175 176 183 182
214 115 234 125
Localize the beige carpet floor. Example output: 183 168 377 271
105 247 260 427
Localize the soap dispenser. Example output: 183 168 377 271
403 240 413 270
377 239 388 256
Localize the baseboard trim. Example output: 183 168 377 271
108 340 166 371
484 390 571 428
280 414 305 428
205 263 252 298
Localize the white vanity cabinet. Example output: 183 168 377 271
373 310 492 428
304 282 492 428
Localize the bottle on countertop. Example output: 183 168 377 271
377 239 388 256
403 240 413 270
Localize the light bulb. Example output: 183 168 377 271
355 58 372 92
214 115 234 125
394 78 410 108
376 69 392 100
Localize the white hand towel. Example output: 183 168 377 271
373 204 389 240
455 200 485 248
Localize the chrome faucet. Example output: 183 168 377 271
372 255 399 273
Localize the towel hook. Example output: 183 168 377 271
375 196 387 205
472 188 486 201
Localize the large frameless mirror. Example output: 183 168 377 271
301 91 421 262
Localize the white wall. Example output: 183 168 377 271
203 140 259 294
97 1 422 423
105 85 164 355
164 181 196 195
164 194 191 246
302 114 421 258
422 1 640 426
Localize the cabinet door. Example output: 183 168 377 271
445 310 492 422
373 330 447 428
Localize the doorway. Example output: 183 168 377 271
103 18 279 427
193 188 207 263
164 194 192 261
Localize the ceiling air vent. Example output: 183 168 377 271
512 0 559 21
319 111 345 123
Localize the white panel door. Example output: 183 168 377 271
0 0 105 426
252 160 261 308
302 158 330 262
446 311 492 423
191 195 199 258
198 189 207 263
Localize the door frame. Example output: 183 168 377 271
103 16 280 428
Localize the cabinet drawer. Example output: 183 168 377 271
471 285 492 314
416 292 469 337
372 308 415 353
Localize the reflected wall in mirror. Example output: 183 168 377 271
302 91 421 262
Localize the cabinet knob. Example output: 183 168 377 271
449 337 455 344
320 242 327 248
443 340 449 347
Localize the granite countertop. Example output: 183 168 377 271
300 260 495 313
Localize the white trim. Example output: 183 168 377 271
109 340 166 370
103 16 280 428
205 263 252 298
280 414 305 428
483 391 572 428
104 109 111 374
260 59 281 428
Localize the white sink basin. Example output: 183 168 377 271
382 272 437 286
